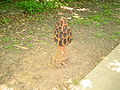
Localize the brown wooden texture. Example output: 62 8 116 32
54 17 72 46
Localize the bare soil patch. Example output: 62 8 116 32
0 8 120 90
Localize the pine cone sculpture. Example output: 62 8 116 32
51 17 72 67
54 17 72 46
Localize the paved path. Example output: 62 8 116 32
72 44 120 90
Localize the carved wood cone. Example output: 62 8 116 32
51 17 72 66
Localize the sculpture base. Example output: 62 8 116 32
51 45 69 68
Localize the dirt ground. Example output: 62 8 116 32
0 7 120 90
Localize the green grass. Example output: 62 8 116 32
95 33 106 37
15 1 59 14
27 37 33 41
114 31 120 35
0 0 60 14
69 1 120 27
99 2 120 9
70 8 119 27
36 16 45 22
5 45 15 49
28 30 34 34
1 18 11 24
15 1 45 14
70 8 114 26
0 37 15 42
0 36 33 49
95 32 120 39
69 17 93 26
72 79 79 85
5 45 21 52
0 1 13 10
0 5 10 10
109 36 119 39
12 40 21 44
26 43 34 47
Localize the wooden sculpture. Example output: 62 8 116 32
51 17 72 67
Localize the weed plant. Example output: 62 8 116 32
0 0 60 14
15 0 59 14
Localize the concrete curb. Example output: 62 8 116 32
72 44 120 90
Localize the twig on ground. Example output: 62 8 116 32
14 45 28 49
